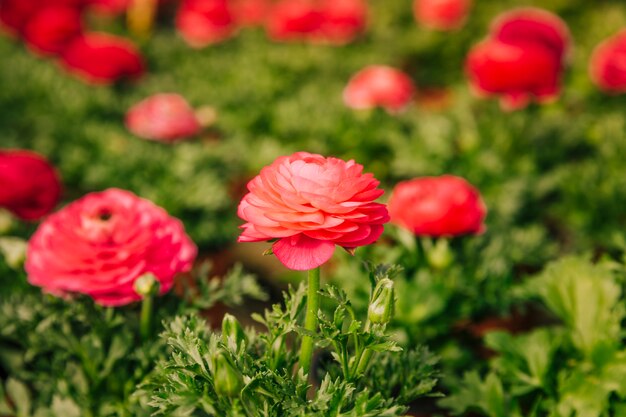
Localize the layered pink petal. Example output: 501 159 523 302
273 235 336 271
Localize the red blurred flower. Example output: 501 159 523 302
238 152 389 270
317 0 367 44
0 0 84 36
0 150 61 221
176 0 236 47
413 0 471 31
26 188 197 306
60 32 145 85
231 0 271 27
265 0 322 42
590 30 626 94
466 7 570 110
85 0 131 16
388 175 486 237
23 5 83 56
491 8 570 60
265 0 367 44
126 93 201 142
343 65 416 113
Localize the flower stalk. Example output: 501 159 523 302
299 267 321 374
135 273 159 341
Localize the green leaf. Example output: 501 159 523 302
6 378 31 417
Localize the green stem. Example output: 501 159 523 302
355 321 372 375
140 294 153 341
299 267 321 374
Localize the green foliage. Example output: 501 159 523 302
0 261 265 416
145 266 438 416
442 256 626 417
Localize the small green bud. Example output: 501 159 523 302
214 352 243 397
221 313 247 350
368 278 395 324
133 273 160 297
425 238 453 270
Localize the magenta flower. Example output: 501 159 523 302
26 188 197 306
343 65 416 113
237 152 389 270
125 93 201 142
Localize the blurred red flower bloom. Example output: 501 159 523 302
266 0 366 44
316 0 367 44
0 150 61 221
343 65 416 113
60 32 145 85
26 188 197 306
265 0 322 42
23 5 83 56
388 175 486 237
176 0 236 47
590 30 626 94
465 7 570 111
413 0 471 31
238 152 389 270
85 0 131 16
231 0 271 27
126 93 201 142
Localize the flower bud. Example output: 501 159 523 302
133 273 160 297
214 352 243 397
368 278 395 324
221 313 247 351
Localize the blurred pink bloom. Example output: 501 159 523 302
413 0 471 31
23 5 83 56
0 150 62 221
265 0 322 42
466 7 570 110
26 188 197 306
238 152 389 270
343 65 416 113
176 0 236 47
60 32 145 85
389 175 486 237
126 93 202 142
590 30 626 94
316 0 367 44
0 0 83 36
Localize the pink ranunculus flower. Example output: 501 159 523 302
25 188 197 306
237 152 389 270
125 93 201 142
231 0 271 27
465 7 570 111
590 30 626 94
343 65 416 113
176 0 236 47
413 0 472 31
388 175 486 237
0 150 61 221
85 0 131 16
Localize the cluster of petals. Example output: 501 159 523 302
0 0 144 85
25 188 197 306
465 8 571 110
343 65 416 113
175 0 367 48
0 149 62 221
125 93 202 142
589 30 626 94
388 175 486 237
413 0 472 31
237 152 389 270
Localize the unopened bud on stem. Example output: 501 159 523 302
368 278 395 324
222 313 247 351
214 352 243 397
